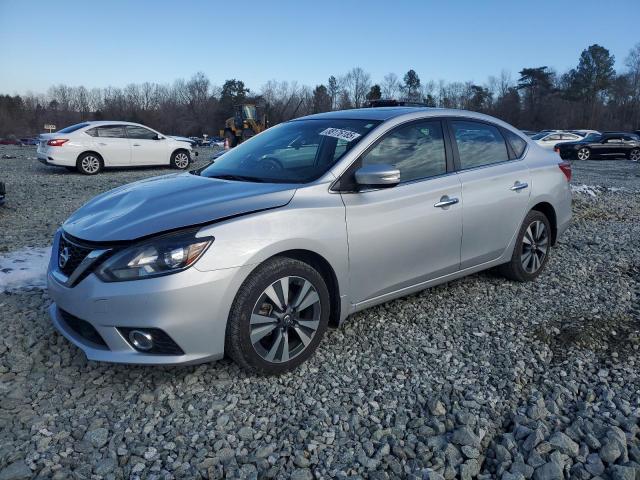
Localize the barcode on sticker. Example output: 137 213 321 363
319 128 361 142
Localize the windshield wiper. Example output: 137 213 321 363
208 174 265 183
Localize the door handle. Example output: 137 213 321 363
133 144 141 147
434 196 459 208
510 181 528 191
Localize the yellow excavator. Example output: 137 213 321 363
220 104 268 147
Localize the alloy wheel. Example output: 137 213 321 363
250 276 321 363
174 152 189 169
630 149 640 161
521 220 548 274
81 155 100 173
577 148 590 160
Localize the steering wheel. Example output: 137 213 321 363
257 156 283 171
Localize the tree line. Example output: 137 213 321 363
1 42 639 137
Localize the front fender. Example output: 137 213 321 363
194 182 350 308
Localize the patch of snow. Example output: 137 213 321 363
571 184 599 197
0 247 51 292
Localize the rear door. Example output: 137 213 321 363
90 125 131 166
448 119 531 269
126 125 169 165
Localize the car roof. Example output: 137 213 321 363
297 107 518 127
78 121 148 127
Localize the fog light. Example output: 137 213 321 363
128 330 153 351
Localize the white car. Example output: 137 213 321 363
531 131 582 150
38 121 196 175
569 129 600 138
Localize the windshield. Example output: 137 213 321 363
198 119 380 183
531 132 548 140
583 133 601 142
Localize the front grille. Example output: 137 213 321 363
58 235 93 277
58 309 108 349
118 327 185 355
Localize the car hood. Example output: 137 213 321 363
63 173 297 242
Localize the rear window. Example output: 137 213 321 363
503 129 527 157
57 123 90 134
452 120 509 169
96 125 126 138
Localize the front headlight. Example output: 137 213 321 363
95 229 213 282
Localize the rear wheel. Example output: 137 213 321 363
498 210 551 282
170 150 190 169
225 257 330 374
76 153 103 175
576 147 590 160
629 148 640 161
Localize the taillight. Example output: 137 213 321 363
558 161 572 181
554 146 560 153
47 139 68 147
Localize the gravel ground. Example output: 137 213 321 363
0 145 639 479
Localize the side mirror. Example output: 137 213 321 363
156 134 165 140
355 164 400 188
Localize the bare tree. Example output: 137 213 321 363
381 73 400 99
343 67 371 108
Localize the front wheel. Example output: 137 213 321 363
225 257 330 374
170 150 190 169
629 148 640 161
498 210 551 282
576 147 590 160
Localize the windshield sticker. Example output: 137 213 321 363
319 128 361 142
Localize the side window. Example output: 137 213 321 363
451 121 509 169
127 125 158 140
503 129 527 157
605 137 622 144
85 128 99 137
97 125 126 138
547 134 562 141
361 120 447 182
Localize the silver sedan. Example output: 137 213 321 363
47 107 572 374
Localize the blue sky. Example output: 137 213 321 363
1 0 638 94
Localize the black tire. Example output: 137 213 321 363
576 147 591 161
628 148 640 162
498 210 552 282
225 130 238 148
170 150 190 170
225 257 330 375
76 152 103 175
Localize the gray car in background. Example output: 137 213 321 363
47 107 572 374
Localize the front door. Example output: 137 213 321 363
341 119 463 304
126 125 169 165
448 119 531 268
